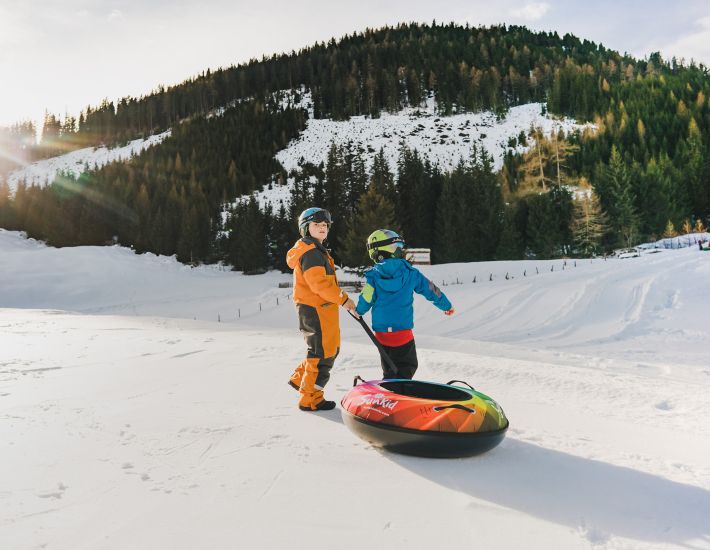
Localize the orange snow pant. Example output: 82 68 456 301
290 303 340 410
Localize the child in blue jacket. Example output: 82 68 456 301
355 229 454 379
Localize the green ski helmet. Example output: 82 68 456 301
366 229 406 262
297 207 332 237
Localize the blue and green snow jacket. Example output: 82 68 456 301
355 258 452 332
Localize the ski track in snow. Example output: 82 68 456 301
1 229 710 549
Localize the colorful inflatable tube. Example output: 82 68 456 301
341 378 509 458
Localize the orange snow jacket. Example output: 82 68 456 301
286 238 349 308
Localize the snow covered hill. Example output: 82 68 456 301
1 229 709 549
4 94 593 215
258 98 593 209
5 131 171 193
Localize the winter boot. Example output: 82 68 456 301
298 389 336 411
298 362 335 411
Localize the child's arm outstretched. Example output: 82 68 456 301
413 270 454 315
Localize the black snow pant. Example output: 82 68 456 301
380 339 418 380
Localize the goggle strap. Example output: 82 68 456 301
367 237 405 250
302 211 332 224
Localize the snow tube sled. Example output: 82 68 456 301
341 378 508 458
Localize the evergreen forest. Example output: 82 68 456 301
1 22 709 270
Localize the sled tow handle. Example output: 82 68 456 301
446 380 476 392
433 404 476 414
348 311 399 376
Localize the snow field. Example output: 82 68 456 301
1 230 709 549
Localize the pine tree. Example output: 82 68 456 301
0 180 13 229
227 199 269 273
271 203 296 272
571 190 608 256
395 144 421 244
370 148 395 204
468 146 504 259
524 184 573 258
550 129 579 188
662 219 677 238
344 142 368 219
177 205 200 264
495 205 524 260
435 146 503 262
518 126 553 192
435 162 466 263
323 143 347 251
412 160 442 249
341 185 397 268
681 131 709 220
596 146 640 247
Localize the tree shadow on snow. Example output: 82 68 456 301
386 438 710 548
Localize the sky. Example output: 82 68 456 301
1 0 710 130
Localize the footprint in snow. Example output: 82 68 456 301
37 482 67 499
655 400 673 411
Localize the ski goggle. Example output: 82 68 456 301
366 235 405 251
302 209 332 225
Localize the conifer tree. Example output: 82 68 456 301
681 130 709 220
495 205 524 260
518 126 553 192
434 161 467 263
524 184 574 258
344 142 368 219
435 146 503 262
323 143 347 251
571 191 608 256
0 180 12 229
550 129 579 187
370 148 395 204
341 185 397 268
468 146 504 259
662 219 677 238
227 199 269 273
395 144 425 245
271 203 296 272
595 146 640 247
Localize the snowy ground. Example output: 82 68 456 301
1 229 709 549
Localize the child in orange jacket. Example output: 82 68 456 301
286 207 357 411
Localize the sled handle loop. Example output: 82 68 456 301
446 380 476 392
433 404 477 414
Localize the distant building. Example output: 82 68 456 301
405 248 431 265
